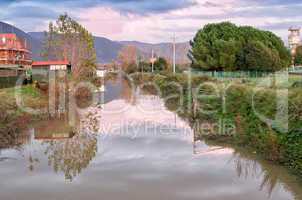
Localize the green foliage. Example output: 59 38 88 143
236 41 283 71
128 57 169 74
125 57 170 74
292 81 302 88
280 130 302 176
42 13 97 80
154 57 169 71
294 46 302 66
189 22 291 71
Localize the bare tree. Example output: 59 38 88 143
117 45 138 73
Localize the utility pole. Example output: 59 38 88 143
151 49 156 73
172 33 176 74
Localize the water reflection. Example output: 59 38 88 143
0 76 301 200
44 131 97 181
229 150 302 199
17 118 97 181
0 128 30 162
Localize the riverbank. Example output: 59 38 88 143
0 85 49 148
132 72 302 178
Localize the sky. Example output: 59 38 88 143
0 0 301 43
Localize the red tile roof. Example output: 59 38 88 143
32 61 70 67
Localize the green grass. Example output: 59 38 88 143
3 85 42 98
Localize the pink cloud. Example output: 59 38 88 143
78 7 127 38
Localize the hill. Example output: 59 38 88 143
28 32 124 63
28 33 191 64
0 22 43 61
0 21 190 64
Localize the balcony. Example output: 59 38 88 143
0 34 31 53
0 44 31 53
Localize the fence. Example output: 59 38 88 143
288 66 302 75
187 70 272 79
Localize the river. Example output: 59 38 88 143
0 77 301 200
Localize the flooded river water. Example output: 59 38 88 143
0 78 301 200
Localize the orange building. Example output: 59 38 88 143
0 34 32 87
0 33 32 68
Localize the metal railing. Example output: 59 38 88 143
186 70 272 79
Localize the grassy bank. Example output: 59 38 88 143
132 72 302 178
0 85 48 148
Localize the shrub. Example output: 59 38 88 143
292 81 302 88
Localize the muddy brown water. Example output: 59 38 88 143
0 79 301 200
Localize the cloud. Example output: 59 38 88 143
0 0 197 33
0 2 60 32
167 3 302 20
202 1 224 8
0 0 301 43
1 5 59 19
241 0 301 6
260 21 302 31
102 0 198 14
0 0 197 14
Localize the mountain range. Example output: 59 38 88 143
0 21 190 64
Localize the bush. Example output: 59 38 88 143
154 57 169 71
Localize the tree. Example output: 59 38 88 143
294 46 302 66
154 57 169 71
189 22 291 71
42 14 97 80
236 41 282 71
118 45 138 73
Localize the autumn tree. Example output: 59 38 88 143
118 45 138 73
42 14 97 80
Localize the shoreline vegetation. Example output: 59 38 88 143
0 85 49 148
130 71 302 179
